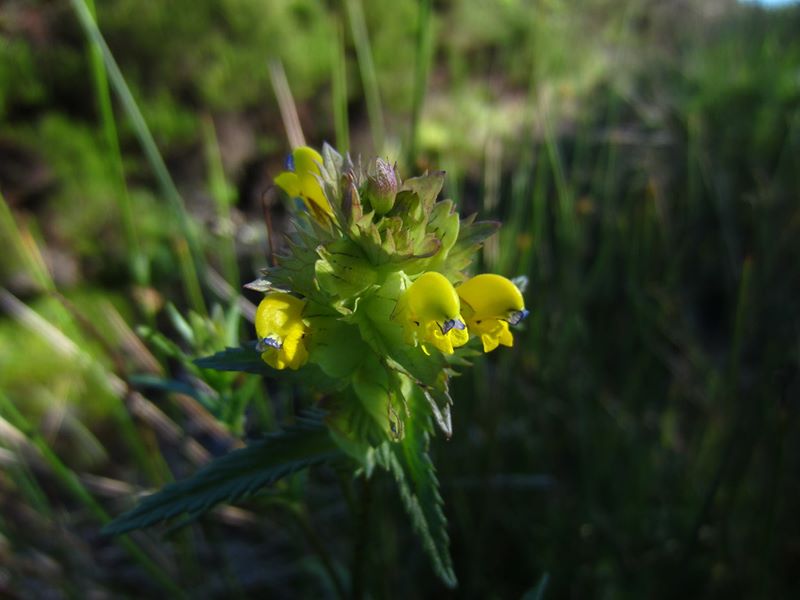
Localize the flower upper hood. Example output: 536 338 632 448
457 274 528 352
274 146 334 221
394 271 469 355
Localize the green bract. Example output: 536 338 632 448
253 144 523 448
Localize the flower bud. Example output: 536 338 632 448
366 158 398 214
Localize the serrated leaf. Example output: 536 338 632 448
386 389 456 588
104 416 340 535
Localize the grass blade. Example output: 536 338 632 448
344 0 385 152
69 0 204 312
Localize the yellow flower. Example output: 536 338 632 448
394 271 469 355
457 274 528 353
274 146 334 221
255 292 309 370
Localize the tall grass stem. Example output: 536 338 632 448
332 18 350 153
69 0 204 311
344 0 385 152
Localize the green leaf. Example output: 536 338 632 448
194 344 343 392
427 199 460 256
352 355 406 440
327 392 388 469
400 171 445 212
315 238 377 301
386 389 456 588
104 413 340 535
455 214 500 247
441 216 501 278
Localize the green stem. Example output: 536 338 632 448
282 502 348 600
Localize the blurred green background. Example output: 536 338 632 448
1 0 799 597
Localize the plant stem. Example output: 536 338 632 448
289 505 348 600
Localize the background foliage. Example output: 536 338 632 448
1 0 799 597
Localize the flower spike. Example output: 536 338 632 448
457 274 528 353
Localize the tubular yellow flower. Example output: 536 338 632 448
274 146 334 221
457 274 528 353
394 272 469 355
255 292 309 370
